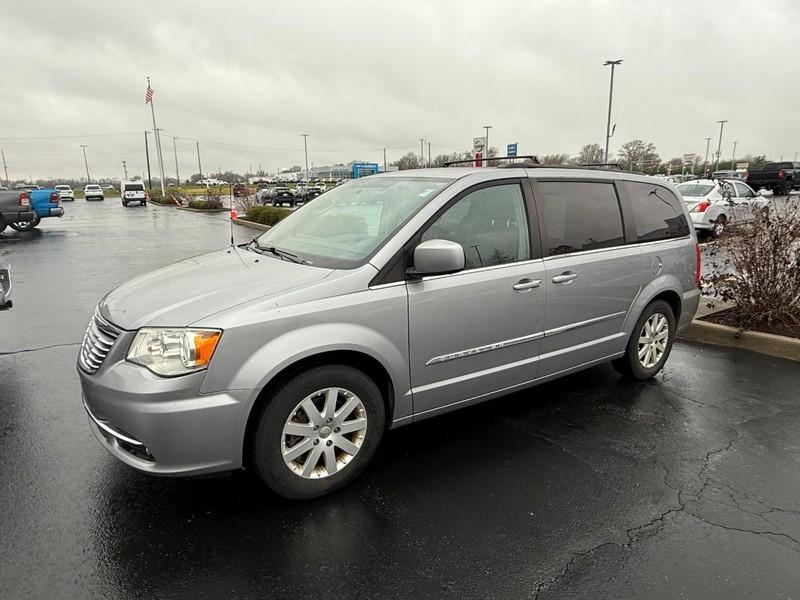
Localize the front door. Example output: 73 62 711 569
534 180 643 376
407 181 546 418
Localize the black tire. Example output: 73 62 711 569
250 364 385 500
122 200 128 207
141 200 147 206
784 181 793 196
0 220 6 234
612 300 676 380
10 214 41 231
710 214 727 238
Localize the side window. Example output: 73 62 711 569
421 183 530 270
735 182 754 198
625 182 691 242
538 181 624 256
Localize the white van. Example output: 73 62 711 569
120 181 147 207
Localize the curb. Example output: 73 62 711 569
680 319 800 362
176 207 230 214
232 218 271 231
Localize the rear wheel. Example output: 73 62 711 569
250 364 385 499
0 220 6 234
612 300 676 380
711 214 727 238
122 200 128 207
784 181 794 196
10 214 41 231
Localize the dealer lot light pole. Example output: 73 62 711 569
603 60 622 164
80 145 91 183
301 134 310 181
715 120 727 172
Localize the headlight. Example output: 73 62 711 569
127 328 222 377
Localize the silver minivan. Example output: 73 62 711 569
78 166 700 498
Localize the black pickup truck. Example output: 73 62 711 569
745 162 800 195
0 190 36 234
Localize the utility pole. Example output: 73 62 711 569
1 150 8 186
730 141 738 170
196 141 203 180
603 60 623 163
715 120 727 172
383 148 387 172
80 145 91 183
428 141 431 167
301 134 310 181
703 137 712 177
172 136 180 187
484 125 492 163
122 160 128 180
419 138 424 164
144 131 152 191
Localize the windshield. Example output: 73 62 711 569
255 177 451 268
677 183 714 197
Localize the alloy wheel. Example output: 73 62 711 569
281 387 368 479
638 312 669 369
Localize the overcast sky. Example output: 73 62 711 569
2 0 798 181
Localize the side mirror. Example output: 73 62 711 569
408 239 465 278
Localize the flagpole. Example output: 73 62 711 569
147 77 167 198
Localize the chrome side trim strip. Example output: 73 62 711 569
83 398 144 447
426 331 544 366
544 311 626 337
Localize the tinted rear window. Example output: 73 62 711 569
625 182 690 242
763 163 792 170
125 184 145 191
538 181 624 256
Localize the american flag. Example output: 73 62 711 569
145 84 154 104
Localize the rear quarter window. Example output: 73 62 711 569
624 181 690 242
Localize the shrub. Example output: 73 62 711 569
703 200 800 332
245 206 292 226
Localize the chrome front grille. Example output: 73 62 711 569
78 310 122 374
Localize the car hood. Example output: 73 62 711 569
99 247 333 330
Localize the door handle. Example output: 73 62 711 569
512 278 541 291
552 272 578 284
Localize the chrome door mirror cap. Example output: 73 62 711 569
409 239 465 278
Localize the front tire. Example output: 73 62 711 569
250 365 385 499
612 300 676 380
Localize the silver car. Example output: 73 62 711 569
78 167 701 499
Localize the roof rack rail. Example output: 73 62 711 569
443 155 540 167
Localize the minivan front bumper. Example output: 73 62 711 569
79 363 251 477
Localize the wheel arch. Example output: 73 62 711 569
624 277 685 336
242 349 396 468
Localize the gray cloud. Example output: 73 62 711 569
2 0 798 180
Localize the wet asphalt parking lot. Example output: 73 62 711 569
1 199 799 599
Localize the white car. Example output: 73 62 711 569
54 184 74 201
84 184 105 201
676 179 768 238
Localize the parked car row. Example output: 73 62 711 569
258 184 327 207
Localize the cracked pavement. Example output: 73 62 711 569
2 200 800 599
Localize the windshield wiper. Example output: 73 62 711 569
248 239 308 264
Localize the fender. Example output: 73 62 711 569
622 274 684 336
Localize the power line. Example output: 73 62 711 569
0 131 142 141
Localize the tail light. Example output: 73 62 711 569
50 192 60 204
694 243 702 287
18 192 30 207
692 201 711 213
778 169 785 179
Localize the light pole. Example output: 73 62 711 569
484 125 492 161
80 145 91 183
603 60 623 164
301 134 310 181
731 141 738 170
122 160 128 180
703 137 712 177
173 136 180 187
419 138 425 164
715 120 727 172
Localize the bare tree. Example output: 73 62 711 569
617 140 660 173
576 143 604 164
540 153 570 165
392 152 424 170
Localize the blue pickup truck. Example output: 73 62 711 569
11 185 64 231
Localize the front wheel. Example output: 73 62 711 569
612 300 676 380
250 365 385 499
10 214 41 231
